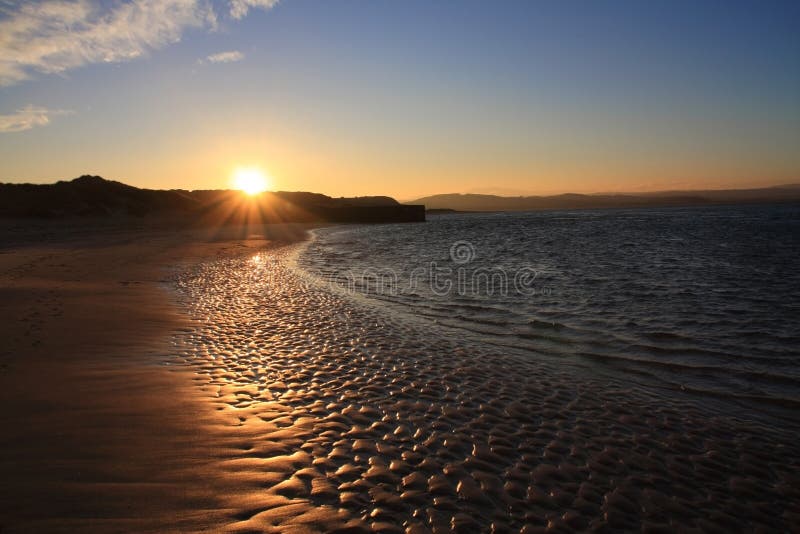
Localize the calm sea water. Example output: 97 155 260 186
298 204 800 416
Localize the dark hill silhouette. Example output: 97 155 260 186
0 176 198 217
411 185 800 211
0 176 425 223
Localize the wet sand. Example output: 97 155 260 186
2 223 800 532
172 244 800 533
0 223 307 532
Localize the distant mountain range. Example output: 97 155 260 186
0 176 425 223
410 185 800 211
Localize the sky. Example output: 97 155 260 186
0 0 798 199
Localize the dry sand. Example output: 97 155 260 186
0 222 307 532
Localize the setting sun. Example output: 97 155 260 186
232 167 269 196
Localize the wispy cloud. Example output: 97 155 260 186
229 0 279 20
206 50 245 63
0 105 74 133
0 0 279 87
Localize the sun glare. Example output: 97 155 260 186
232 167 269 196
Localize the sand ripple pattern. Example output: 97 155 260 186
171 245 800 533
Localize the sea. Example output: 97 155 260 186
297 204 800 423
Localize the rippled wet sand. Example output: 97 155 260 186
171 243 800 533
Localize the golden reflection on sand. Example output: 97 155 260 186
168 243 800 532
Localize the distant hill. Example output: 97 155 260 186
411 185 800 211
0 175 199 217
0 176 424 223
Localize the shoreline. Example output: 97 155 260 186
3 219 799 532
172 237 800 532
0 224 310 532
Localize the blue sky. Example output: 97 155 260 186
0 0 798 197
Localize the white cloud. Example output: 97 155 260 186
206 50 245 63
0 0 279 87
229 0 279 20
0 105 74 133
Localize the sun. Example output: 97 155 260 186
232 167 270 196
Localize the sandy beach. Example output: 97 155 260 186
0 222 307 532
2 220 799 533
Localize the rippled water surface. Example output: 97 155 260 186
299 205 800 415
